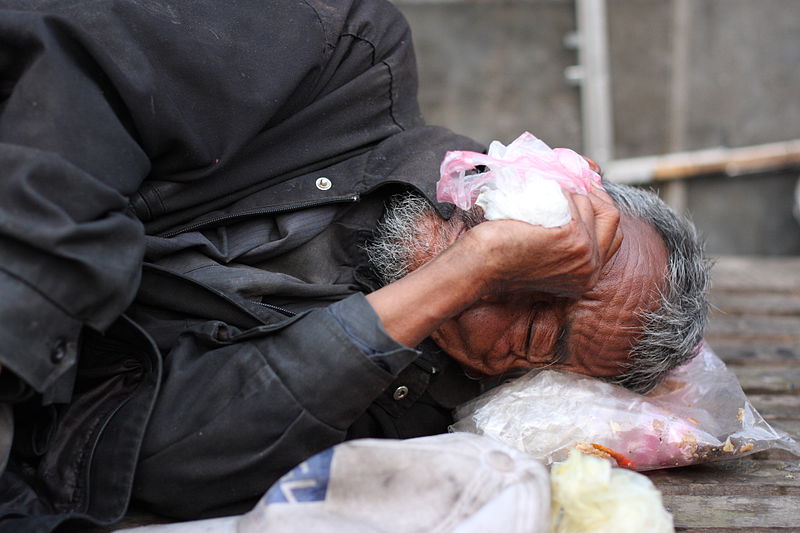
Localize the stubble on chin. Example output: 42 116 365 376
365 193 483 286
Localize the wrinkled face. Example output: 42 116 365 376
428 213 669 377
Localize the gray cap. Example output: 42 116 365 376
117 433 550 533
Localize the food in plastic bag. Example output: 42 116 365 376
451 343 800 470
550 450 674 533
436 132 601 227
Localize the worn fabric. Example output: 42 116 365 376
114 434 552 533
0 407 10 475
0 0 486 531
0 0 475 398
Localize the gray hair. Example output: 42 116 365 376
603 181 712 393
365 193 442 285
366 193 483 286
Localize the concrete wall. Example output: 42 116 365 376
396 0 800 156
608 0 800 158
394 0 800 255
683 170 800 256
398 0 581 149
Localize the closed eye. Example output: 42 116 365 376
552 325 571 364
520 307 539 360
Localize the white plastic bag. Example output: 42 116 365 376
549 451 674 533
451 343 800 470
436 132 601 227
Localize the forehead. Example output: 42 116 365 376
561 215 668 376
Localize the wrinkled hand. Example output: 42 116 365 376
459 185 623 298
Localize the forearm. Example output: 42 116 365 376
366 235 489 347
134 302 414 517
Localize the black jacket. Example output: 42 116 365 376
0 0 485 531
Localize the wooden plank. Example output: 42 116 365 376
663 494 800 529
676 527 800 533
648 459 800 496
606 140 800 184
747 449 800 461
705 315 800 342
771 420 800 440
729 365 800 394
706 340 800 363
709 291 800 316
752 450 800 462
748 394 800 420
710 256 800 292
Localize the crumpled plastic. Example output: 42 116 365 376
451 343 800 471
550 450 674 533
436 132 602 227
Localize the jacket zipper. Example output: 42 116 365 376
254 301 296 317
158 194 360 238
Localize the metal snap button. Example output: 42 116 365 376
315 177 332 190
393 385 409 400
50 340 66 364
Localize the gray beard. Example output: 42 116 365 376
365 192 483 286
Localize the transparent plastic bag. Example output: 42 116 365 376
436 132 601 227
451 343 800 470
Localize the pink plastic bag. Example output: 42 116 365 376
451 343 800 471
436 131 601 211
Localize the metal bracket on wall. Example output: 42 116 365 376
564 0 615 168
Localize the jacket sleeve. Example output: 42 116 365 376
0 10 151 396
132 293 419 518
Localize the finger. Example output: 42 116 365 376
587 190 623 262
581 155 603 176
587 183 615 206
567 191 597 244
604 220 624 263
565 191 602 289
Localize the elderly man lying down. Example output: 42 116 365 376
368 177 708 392
0 0 708 530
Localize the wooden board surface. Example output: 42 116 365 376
649 255 800 531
